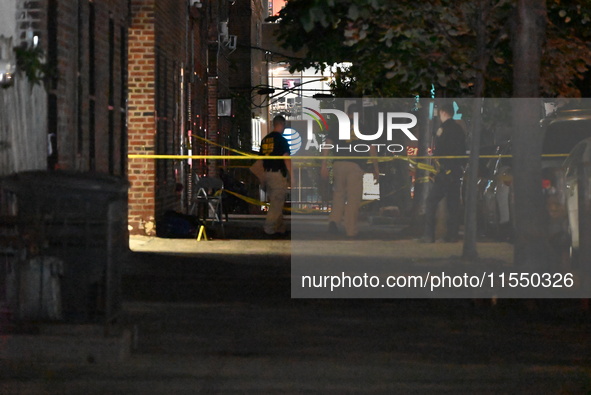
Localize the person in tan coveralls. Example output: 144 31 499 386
321 104 379 238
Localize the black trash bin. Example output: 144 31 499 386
2 171 129 324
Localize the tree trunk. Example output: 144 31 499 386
511 0 548 268
462 99 482 261
512 0 546 97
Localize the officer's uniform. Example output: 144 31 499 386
423 118 466 242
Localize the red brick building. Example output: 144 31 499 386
127 0 273 234
0 0 130 175
127 0 186 234
127 0 240 234
1 0 268 235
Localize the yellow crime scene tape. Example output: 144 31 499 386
223 183 410 213
128 153 552 161
129 135 568 212
224 189 326 214
192 134 252 157
131 132 565 162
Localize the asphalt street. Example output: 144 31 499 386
2 216 591 394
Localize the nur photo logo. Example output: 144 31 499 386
301 104 419 154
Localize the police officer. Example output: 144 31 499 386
261 115 292 236
420 102 466 243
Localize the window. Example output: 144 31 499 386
251 118 262 151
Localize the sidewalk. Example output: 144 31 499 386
130 215 514 265
5 217 590 394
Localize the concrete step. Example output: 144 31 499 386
0 324 133 364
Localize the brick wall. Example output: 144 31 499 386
188 6 209 180
154 0 187 216
128 0 191 234
204 0 232 176
49 0 129 173
128 0 157 234
13 0 238 235
229 0 269 151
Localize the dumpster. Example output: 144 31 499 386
2 171 129 324
6 255 64 321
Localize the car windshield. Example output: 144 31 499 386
563 138 591 177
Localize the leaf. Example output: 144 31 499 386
493 56 506 64
347 4 359 20
271 0 591 98
437 72 448 88
576 62 588 73
302 13 314 32
381 28 394 41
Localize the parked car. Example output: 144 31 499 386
474 108 591 246
563 137 591 264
